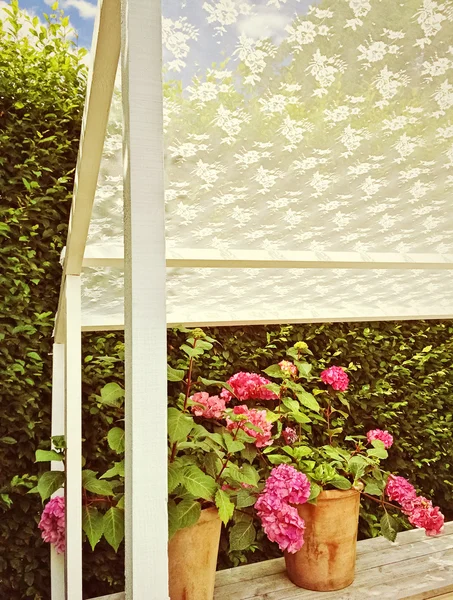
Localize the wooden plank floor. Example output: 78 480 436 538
91 522 453 600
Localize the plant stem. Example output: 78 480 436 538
170 340 198 462
216 423 241 482
361 492 402 511
182 341 197 412
326 402 332 445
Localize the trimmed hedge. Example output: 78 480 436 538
0 3 86 598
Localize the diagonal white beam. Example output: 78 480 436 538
63 0 121 277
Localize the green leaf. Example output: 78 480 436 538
330 476 352 490
37 472 64 500
103 507 125 552
229 521 256 551
367 447 388 460
308 482 322 503
177 499 201 530
296 391 320 412
82 506 104 550
100 461 124 479
168 408 194 444
82 472 114 496
267 454 292 465
364 482 383 496
262 364 285 379
181 344 204 358
223 433 245 454
168 461 184 493
167 365 185 382
215 489 235 525
380 513 398 542
241 444 257 464
348 456 369 479
182 466 217 500
35 449 63 462
295 361 312 378
52 436 66 450
282 397 299 412
168 500 179 539
107 427 125 454
198 377 234 396
236 488 257 509
0 436 17 445
99 382 125 408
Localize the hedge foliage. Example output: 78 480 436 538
0 3 86 598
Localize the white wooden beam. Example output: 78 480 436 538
79 311 453 332
51 343 66 600
64 276 83 600
81 248 453 270
63 0 121 276
121 0 169 597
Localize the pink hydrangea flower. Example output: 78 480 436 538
279 360 298 378
190 392 227 419
256 502 305 554
406 497 444 536
226 405 273 448
385 475 445 537
262 464 311 506
282 427 298 445
256 465 310 553
39 496 65 554
320 366 349 391
385 475 417 508
367 429 394 449
221 372 278 402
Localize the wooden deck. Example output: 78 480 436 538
92 522 453 600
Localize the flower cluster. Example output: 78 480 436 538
255 464 310 553
190 391 227 419
39 496 65 554
221 371 278 402
294 341 308 353
320 366 349 391
279 360 298 377
367 429 394 449
282 427 297 444
226 405 273 448
385 475 444 536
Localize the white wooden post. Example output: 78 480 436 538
64 275 83 600
51 343 66 600
121 0 169 597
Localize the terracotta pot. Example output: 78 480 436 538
285 488 360 591
168 507 221 600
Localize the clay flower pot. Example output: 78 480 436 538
168 507 222 600
285 489 360 591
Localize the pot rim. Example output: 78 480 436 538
315 488 361 501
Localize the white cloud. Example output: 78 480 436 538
44 0 97 20
237 9 290 42
65 0 97 19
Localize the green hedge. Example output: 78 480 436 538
0 3 86 598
